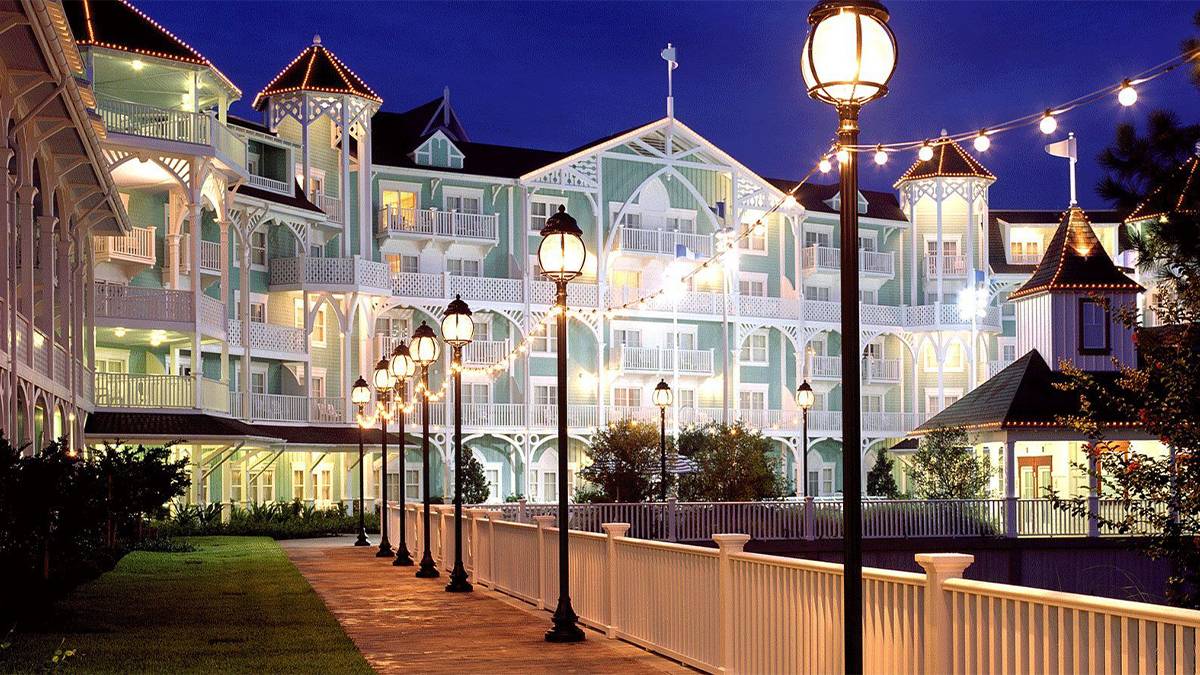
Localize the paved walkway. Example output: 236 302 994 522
281 537 693 675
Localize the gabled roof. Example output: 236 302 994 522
1125 150 1200 223
253 36 381 110
1009 206 1143 300
988 209 1122 275
911 350 1132 434
64 0 239 96
895 138 996 186
764 179 907 222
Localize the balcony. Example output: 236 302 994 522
246 173 292 195
925 254 968 278
227 319 307 358
1009 253 1042 266
93 282 225 336
802 246 894 277
377 207 499 244
464 339 510 366
310 191 343 226
863 357 901 383
618 346 715 375
94 372 195 409
94 226 156 267
229 393 346 424
96 96 245 166
269 256 392 294
617 227 712 258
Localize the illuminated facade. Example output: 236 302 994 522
68 0 1153 507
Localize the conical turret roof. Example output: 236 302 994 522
253 35 381 110
894 138 995 187
1125 147 1200 223
1009 206 1143 300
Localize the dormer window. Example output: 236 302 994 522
824 191 869 215
1079 299 1110 354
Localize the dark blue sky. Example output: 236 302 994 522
145 1 1196 208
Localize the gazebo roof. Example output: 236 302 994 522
1009 206 1143 300
1124 149 1200 223
253 36 381 110
894 138 995 186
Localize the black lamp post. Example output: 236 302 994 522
411 320 441 579
441 294 475 593
537 205 588 643
390 341 416 567
351 376 372 547
652 379 673 501
372 358 395 558
801 2 897 671
796 380 815 497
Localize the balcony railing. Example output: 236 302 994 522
227 319 307 355
925 254 968 278
802 245 894 276
311 192 343 225
618 227 713 258
464 339 510 365
988 359 1014 377
94 282 194 324
863 357 901 383
229 393 346 424
378 206 499 242
618 346 715 375
94 372 195 408
199 240 221 274
246 173 291 194
96 96 246 163
1009 253 1042 266
94 226 155 266
269 256 392 293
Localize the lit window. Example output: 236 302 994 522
740 332 769 364
230 469 244 503
312 308 327 347
738 278 766 297
610 269 641 289
531 323 557 354
612 329 642 348
531 198 567 232
293 467 305 500
447 258 481 277
739 227 766 252
613 387 641 408
805 286 831 302
1080 300 1109 353
804 231 831 248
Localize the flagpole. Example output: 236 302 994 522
1068 132 1077 206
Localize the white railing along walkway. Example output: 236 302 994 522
389 503 1200 675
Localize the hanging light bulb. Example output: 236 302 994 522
818 157 832 173
1118 79 1137 106
973 131 990 152
873 145 888 165
918 142 934 162
835 147 850 164
752 221 767 237
1039 110 1058 135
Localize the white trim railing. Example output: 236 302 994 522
94 282 193 323
1008 252 1042 265
618 346 714 375
96 96 209 145
802 245 894 276
94 226 156 266
618 226 713 258
227 392 346 424
227 319 307 355
311 191 344 225
862 357 901 383
463 339 509 365
94 372 194 408
246 173 292 194
198 240 222 274
389 503 1200 674
378 206 499 242
925 254 968 278
269 256 392 292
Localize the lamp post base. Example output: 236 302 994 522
354 529 371 547
375 540 394 558
415 552 439 578
445 563 472 592
392 546 414 566
544 600 585 643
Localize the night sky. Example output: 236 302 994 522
144 1 1196 208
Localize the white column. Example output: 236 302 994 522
240 244 251 419
915 553 975 674
1004 439 1018 537
189 189 203 407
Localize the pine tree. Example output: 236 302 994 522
866 448 901 498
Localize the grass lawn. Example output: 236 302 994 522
1 537 372 674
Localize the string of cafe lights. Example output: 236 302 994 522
398 47 1198 394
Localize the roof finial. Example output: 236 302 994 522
940 128 948 137
312 34 322 46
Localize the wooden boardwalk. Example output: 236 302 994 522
282 538 693 675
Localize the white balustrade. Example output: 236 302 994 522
1009 252 1042 265
802 245 894 276
97 96 209 145
269 256 392 292
862 357 901 382
925 254 968 277
810 355 841 379
197 296 225 337
618 227 713 258
448 275 524 304
227 319 307 354
53 344 69 385
198 240 222 274
310 192 344 225
988 359 1014 376
94 282 193 323
245 173 292 194
94 226 156 265
391 271 445 298
463 339 509 365
31 329 49 375
530 280 598 307
378 206 499 242
94 372 194 408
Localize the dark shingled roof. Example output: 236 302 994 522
85 412 278 442
252 425 406 446
912 351 1132 433
253 38 380 109
227 115 272 136
235 180 324 215
64 0 238 94
1125 152 1200 223
1009 206 1143 300
988 209 1122 275
764 179 908 222
895 139 996 186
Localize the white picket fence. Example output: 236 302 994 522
388 503 1200 674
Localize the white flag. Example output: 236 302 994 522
1045 136 1076 160
661 44 678 69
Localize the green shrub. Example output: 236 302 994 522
154 500 380 540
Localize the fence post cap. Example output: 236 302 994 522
484 509 504 520
712 533 751 551
915 552 975 574
532 515 556 528
601 522 631 537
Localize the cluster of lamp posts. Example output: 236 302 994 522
349 205 590 642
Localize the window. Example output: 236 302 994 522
805 285 831 302
542 471 557 503
616 212 642 229
665 215 696 233
258 471 275 503
461 383 490 404
739 389 766 412
923 343 964 372
484 467 500 502
250 231 267 267
859 289 877 304
738 277 766 297
381 188 418 223
375 316 410 340
316 467 332 503
926 389 963 414
1079 300 1109 354
677 388 695 410
529 470 539 501
472 319 491 342
230 469 244 503
613 387 641 408
741 332 769 364
250 370 267 395
612 328 642 348
298 302 328 347
926 239 959 256
804 230 831 248
531 197 568 232
858 233 877 251
405 468 420 500
309 244 323 258
668 331 696 350
531 323 557 354
534 384 558 406
1001 342 1017 362
447 258 481 277
862 395 883 413
387 254 419 275
821 467 835 495
739 224 767 252
236 300 266 324
445 191 482 214
610 269 642 289
293 467 305 500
